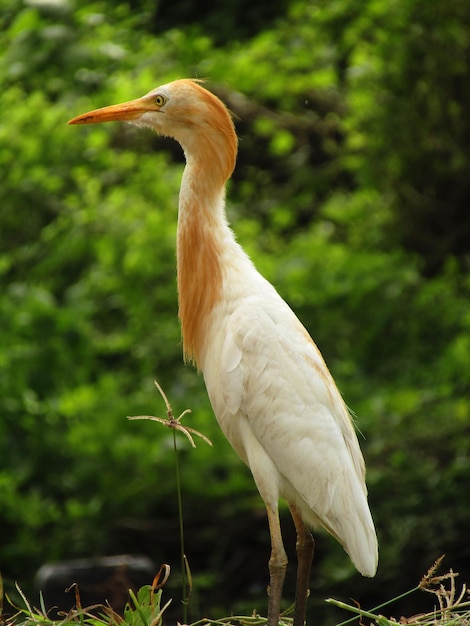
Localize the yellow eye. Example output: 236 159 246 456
155 94 166 107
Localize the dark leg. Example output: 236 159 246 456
266 504 288 626
289 504 315 626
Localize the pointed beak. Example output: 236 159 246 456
68 97 156 125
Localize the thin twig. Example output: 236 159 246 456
129 381 211 623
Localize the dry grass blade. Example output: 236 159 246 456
328 559 470 626
152 564 171 592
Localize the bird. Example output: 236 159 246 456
68 79 378 626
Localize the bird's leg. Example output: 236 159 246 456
266 504 288 626
289 504 315 626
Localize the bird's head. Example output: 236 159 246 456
68 79 238 182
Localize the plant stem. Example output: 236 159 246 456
173 429 188 623
327 586 420 626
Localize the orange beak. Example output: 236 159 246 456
68 97 156 125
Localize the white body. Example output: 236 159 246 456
198 200 377 577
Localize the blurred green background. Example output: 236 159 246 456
1 0 469 623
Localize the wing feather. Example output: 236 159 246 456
203 286 377 576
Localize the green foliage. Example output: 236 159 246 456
0 0 469 623
3 558 470 626
2 572 171 626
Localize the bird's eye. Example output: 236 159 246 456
155 94 166 107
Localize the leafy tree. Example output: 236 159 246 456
0 0 469 623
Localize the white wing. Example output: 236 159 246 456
203 278 378 577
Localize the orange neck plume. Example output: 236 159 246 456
176 98 238 367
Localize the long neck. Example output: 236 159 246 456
176 159 229 367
